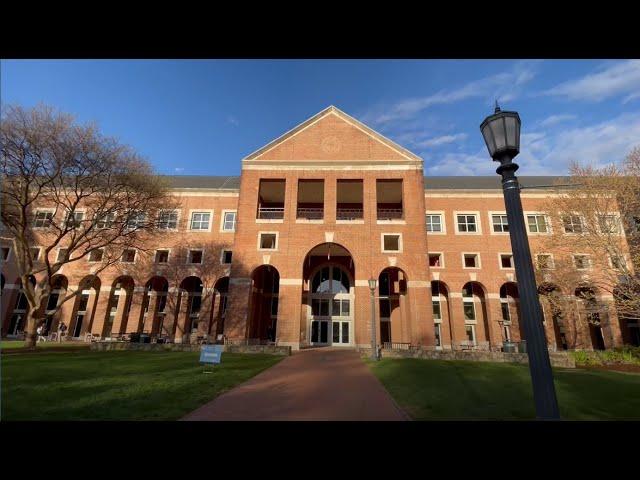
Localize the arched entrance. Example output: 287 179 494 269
538 283 567 350
44 275 69 333
212 276 229 337
431 280 451 349
178 276 205 340
103 276 135 338
378 267 408 347
461 281 490 348
141 276 169 337
6 276 35 337
302 243 355 347
247 266 280 342
72 275 100 338
499 282 520 342
575 286 606 350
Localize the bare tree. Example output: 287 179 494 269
535 147 640 338
1 104 175 348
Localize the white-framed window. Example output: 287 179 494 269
158 210 179 230
610 254 626 270
155 249 169 264
428 252 444 268
1 246 10 262
221 210 237 232
563 215 584 234
462 285 477 322
526 214 550 234
187 249 204 264
126 211 146 230
30 247 41 261
189 211 212 231
96 212 116 229
88 249 104 263
573 254 591 270
462 253 480 269
598 214 620 234
33 210 54 228
56 248 68 263
465 324 476 343
425 212 445 234
258 232 278 251
381 233 402 253
536 254 554 270
501 299 511 322
66 210 84 229
121 249 136 263
432 300 442 320
221 249 233 264
434 323 442 347
455 212 481 234
491 213 509 233
499 253 514 269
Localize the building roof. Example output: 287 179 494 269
163 175 572 191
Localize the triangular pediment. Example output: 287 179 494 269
243 106 422 164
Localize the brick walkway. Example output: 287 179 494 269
181 348 409 421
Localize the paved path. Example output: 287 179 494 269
182 348 409 421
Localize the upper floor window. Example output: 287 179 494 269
563 215 584 234
155 250 169 264
457 214 478 233
96 212 116 229
376 179 403 221
429 253 443 267
573 254 591 270
33 210 53 228
222 211 237 231
221 250 233 264
187 249 203 264
527 215 549 234
426 214 443 233
598 215 620 234
190 212 211 231
337 180 364 221
56 248 68 263
500 253 514 269
257 179 286 220
158 210 178 230
66 211 84 229
121 249 136 263
463 253 480 269
126 211 146 230
297 179 324 220
382 234 402 252
259 233 278 250
536 254 554 270
88 249 104 263
492 214 509 233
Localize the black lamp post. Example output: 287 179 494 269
368 278 379 361
480 103 561 420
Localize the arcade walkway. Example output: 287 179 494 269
181 348 408 421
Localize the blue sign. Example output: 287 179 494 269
200 345 223 365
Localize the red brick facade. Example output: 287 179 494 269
1 106 637 350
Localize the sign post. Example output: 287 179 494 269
200 344 223 373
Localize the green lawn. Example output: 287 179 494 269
368 358 640 420
2 350 283 420
2 340 90 350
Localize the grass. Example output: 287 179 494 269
2 340 90 351
1 350 283 420
368 358 640 420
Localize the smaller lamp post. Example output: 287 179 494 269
368 278 378 361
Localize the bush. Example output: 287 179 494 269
570 347 640 366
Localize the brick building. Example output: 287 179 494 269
1 106 638 349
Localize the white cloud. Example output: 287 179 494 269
414 133 467 148
174 167 184 173
538 114 577 127
623 92 640 104
424 150 496 176
543 60 640 102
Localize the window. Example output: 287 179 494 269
126 211 146 230
598 215 620 234
463 253 479 268
88 249 104 262
188 250 203 264
121 249 136 263
457 214 478 233
222 211 237 231
527 215 549 233
30 247 41 261
56 249 68 263
221 250 233 264
501 302 511 322
634 216 640 232
382 234 401 252
66 211 84 228
465 325 476 343
573 254 591 270
1 247 9 261
563 215 584 234
464 304 476 320
190 212 211 231
463 284 476 321
434 323 442 347
158 210 178 230
611 255 626 270
33 210 53 228
429 253 443 267
500 254 514 269
259 233 277 250
492 214 509 233
537 254 554 270
432 301 441 320
426 214 443 233
96 212 116 229
155 250 169 264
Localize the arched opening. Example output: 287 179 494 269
379 267 408 348
461 282 490 349
103 276 135 338
43 275 68 334
141 276 169 337
71 275 100 339
301 243 354 347
431 280 451 350
248 266 280 343
538 283 567 350
614 285 640 347
499 282 520 343
212 276 229 338
6 276 35 337
575 285 606 350
178 276 205 340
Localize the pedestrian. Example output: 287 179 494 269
58 321 68 342
37 323 46 342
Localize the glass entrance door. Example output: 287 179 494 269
308 265 354 346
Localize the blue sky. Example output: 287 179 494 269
1 59 639 176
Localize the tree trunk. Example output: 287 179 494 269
24 310 39 349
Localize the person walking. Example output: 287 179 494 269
37 323 46 342
57 321 68 342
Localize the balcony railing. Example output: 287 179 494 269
382 342 412 350
336 208 364 220
258 207 284 220
296 208 324 220
377 208 403 220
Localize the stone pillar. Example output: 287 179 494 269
174 292 191 344
90 288 110 337
224 278 251 341
486 294 506 350
141 291 158 334
57 293 77 335
162 289 181 340
125 288 146 334
408 282 432 347
602 300 623 349
199 290 215 338
276 282 302 350
209 292 221 337
353 283 371 348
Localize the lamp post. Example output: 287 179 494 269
368 278 379 361
480 103 560 420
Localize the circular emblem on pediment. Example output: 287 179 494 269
321 135 342 154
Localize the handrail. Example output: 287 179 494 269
337 208 364 220
257 207 284 219
296 207 324 220
377 208 403 220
